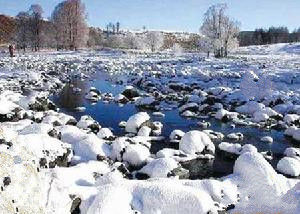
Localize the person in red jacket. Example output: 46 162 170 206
8 44 14 57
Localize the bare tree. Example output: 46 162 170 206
200 4 240 57
116 22 120 34
123 33 143 49
15 12 30 51
28 4 43 51
198 37 213 57
87 27 103 48
145 31 164 52
52 0 89 50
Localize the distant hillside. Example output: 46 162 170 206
0 14 17 44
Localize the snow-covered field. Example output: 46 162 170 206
0 43 300 213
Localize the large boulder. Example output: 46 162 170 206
179 131 215 155
125 112 150 133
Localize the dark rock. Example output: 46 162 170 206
122 88 140 100
225 204 235 211
48 129 61 139
221 115 231 123
96 155 110 162
168 167 190 179
66 118 78 126
204 95 221 106
70 195 81 214
216 148 239 160
181 158 214 179
0 139 13 148
117 164 132 179
3 177 11 186
39 158 47 168
53 121 62 127
135 172 150 180
49 148 72 168
89 88 101 95
88 123 100 133
29 97 57 112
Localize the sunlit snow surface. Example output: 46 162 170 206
0 44 299 213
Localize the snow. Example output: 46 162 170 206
135 96 156 106
179 130 215 155
82 172 222 214
215 108 238 120
152 111 165 117
138 158 178 178
18 122 53 135
236 101 265 115
0 45 300 213
16 133 72 165
284 114 300 125
253 111 269 122
122 144 151 167
169 129 185 141
277 157 300 177
218 142 242 154
137 126 152 137
77 115 99 130
284 148 300 158
97 128 114 139
60 125 111 162
261 136 273 143
125 112 150 133
233 152 285 202
181 110 196 117
0 98 19 115
227 132 244 141
285 127 300 141
218 142 257 155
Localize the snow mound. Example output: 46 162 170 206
138 158 179 178
179 131 215 155
277 157 300 177
125 112 150 133
169 129 185 141
60 125 111 163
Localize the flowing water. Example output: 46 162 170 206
51 71 296 178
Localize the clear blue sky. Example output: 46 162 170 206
0 0 299 32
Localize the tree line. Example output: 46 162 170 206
8 1 240 56
5 1 299 56
239 27 300 46
15 0 88 51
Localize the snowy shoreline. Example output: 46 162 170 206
0 46 300 213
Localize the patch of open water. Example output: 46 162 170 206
51 72 296 178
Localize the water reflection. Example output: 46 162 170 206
57 79 87 109
51 72 297 178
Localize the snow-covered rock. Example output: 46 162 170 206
284 114 300 125
122 144 151 167
179 131 215 155
215 109 238 121
125 112 150 133
137 126 152 137
138 158 179 178
169 130 185 141
227 132 244 141
218 142 242 155
97 128 114 140
60 125 111 162
277 157 300 177
261 136 273 143
284 147 300 158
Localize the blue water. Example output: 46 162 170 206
51 71 296 177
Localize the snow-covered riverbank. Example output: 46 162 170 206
0 46 300 213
